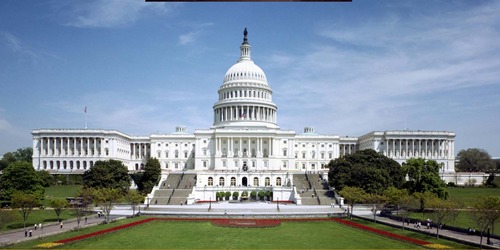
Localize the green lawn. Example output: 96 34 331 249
43 185 82 207
8 218 472 249
447 187 500 207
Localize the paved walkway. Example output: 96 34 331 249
352 206 500 249
0 212 114 247
1 203 499 248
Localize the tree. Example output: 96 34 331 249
136 158 162 195
48 199 68 222
469 196 500 248
126 190 143 217
328 149 404 194
364 193 386 223
403 158 448 201
456 148 495 173
472 196 500 236
82 160 131 194
73 188 95 229
0 147 33 171
93 188 124 223
0 161 44 202
384 187 416 230
37 170 53 187
11 192 40 229
426 197 460 239
412 191 437 212
338 186 366 219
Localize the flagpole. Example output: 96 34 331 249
84 106 88 129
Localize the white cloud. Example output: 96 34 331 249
64 0 177 28
0 31 39 63
270 2 500 137
178 22 213 46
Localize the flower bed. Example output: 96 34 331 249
211 219 281 228
333 218 431 246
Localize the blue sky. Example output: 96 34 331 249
0 0 499 157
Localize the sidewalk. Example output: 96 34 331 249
0 212 113 247
353 207 500 249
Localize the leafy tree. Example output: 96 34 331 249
0 147 33 171
0 161 44 202
11 192 40 229
82 160 131 194
74 188 95 229
48 199 68 222
136 158 162 195
93 188 124 223
365 193 386 223
456 148 495 173
403 158 448 201
412 191 437 212
328 149 404 194
339 186 366 219
426 197 460 239
37 170 53 187
383 187 416 230
126 190 144 217
232 191 239 200
469 196 500 248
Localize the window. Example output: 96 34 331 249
302 163 306 170
276 177 282 186
184 151 188 158
203 161 207 168
165 151 169 158
219 177 225 186
175 150 179 158
329 152 333 159
295 153 298 159
203 149 207 156
253 177 259 186
321 152 325 159
265 177 270 186
208 177 213 186
282 161 287 168
231 177 236 186
302 152 306 159
157 151 161 158
283 149 287 156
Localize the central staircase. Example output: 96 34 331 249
293 173 335 205
151 173 197 205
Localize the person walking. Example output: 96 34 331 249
60 221 63 229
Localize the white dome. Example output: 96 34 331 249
223 60 267 84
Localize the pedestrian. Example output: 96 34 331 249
39 223 42 230
60 221 63 229
34 223 37 230
24 230 28 237
85 217 88 224
29 230 32 237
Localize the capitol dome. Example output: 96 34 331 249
212 28 278 129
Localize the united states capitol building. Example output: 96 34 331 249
31 30 458 205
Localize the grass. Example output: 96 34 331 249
1 209 79 231
8 218 472 249
447 186 500 207
43 185 82 207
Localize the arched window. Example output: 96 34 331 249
175 150 179 158
265 177 270 186
208 177 213 186
253 177 259 186
276 177 282 186
231 177 236 186
157 151 161 158
165 151 169 158
219 177 225 186
283 148 287 156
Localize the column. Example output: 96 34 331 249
239 138 242 157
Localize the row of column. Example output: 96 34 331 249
214 137 275 158
39 137 102 157
214 105 276 123
386 139 453 159
339 144 356 156
131 143 150 159
219 89 270 101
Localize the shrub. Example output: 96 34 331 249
258 191 265 200
447 182 456 187
224 191 231 201
232 192 239 200
250 191 256 200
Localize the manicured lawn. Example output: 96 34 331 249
8 218 472 249
447 187 500 207
43 185 82 207
1 209 79 231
